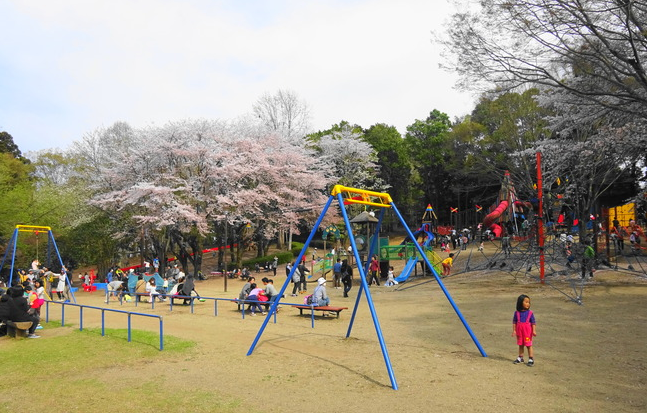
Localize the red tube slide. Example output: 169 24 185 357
482 200 509 229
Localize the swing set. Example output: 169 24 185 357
0 225 76 303
247 185 486 390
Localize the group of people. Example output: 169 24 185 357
0 282 46 339
13 261 71 302
609 219 643 255
236 257 360 316
238 276 280 315
106 266 198 305
287 261 311 296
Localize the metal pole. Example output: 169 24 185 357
247 195 335 356
159 317 164 351
537 152 545 284
391 201 488 357
224 218 228 293
337 197 398 390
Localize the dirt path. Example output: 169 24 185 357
64 264 647 413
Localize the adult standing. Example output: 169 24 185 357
368 255 380 286
341 259 353 298
298 262 309 293
272 256 278 276
332 258 342 289
56 269 68 301
290 266 301 297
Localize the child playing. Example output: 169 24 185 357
384 266 397 287
512 294 537 366
442 253 454 277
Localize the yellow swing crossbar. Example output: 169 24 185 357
331 185 393 208
16 225 52 233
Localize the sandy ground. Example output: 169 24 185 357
54 248 647 413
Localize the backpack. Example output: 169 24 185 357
304 294 313 305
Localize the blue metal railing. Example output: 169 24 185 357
102 291 336 326
45 300 164 351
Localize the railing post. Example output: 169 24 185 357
159 317 164 351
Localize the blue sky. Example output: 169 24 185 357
0 0 475 153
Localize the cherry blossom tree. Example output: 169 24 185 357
74 118 334 273
307 122 384 190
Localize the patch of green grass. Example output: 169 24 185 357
0 328 191 371
0 326 253 413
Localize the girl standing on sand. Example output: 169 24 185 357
512 294 537 367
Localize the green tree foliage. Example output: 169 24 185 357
0 153 34 242
362 123 417 221
404 110 453 220
467 89 550 198
0 131 26 161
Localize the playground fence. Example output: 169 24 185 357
44 300 165 351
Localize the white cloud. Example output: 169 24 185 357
0 0 474 153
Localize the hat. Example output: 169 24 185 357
129 269 134 273
317 277 326 285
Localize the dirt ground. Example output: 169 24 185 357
59 245 647 413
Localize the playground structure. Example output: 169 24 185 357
386 204 443 282
247 185 487 390
0 225 76 303
404 160 647 304
481 170 535 239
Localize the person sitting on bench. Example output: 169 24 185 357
312 278 330 307
5 286 40 338
246 283 266 316
181 273 197 305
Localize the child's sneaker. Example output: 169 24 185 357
527 358 534 367
513 356 524 364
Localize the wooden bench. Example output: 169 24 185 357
234 299 272 312
5 321 33 338
293 305 348 318
168 294 196 306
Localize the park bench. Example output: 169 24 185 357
4 320 33 338
293 305 348 318
234 298 271 312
